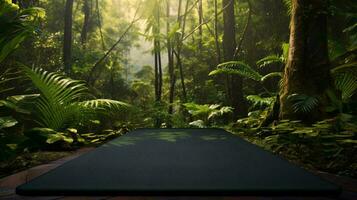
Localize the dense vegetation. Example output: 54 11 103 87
1 0 356 178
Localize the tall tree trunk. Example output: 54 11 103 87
166 0 176 128
174 0 188 102
198 0 203 49
222 0 246 117
280 0 332 122
153 1 163 127
81 0 91 46
95 0 106 50
214 0 221 64
63 0 74 74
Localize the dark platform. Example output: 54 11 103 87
16 128 341 196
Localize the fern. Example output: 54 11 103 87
209 61 262 81
288 94 319 113
256 55 282 68
282 0 292 15
21 65 130 130
246 95 275 108
261 72 283 82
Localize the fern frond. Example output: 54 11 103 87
256 55 283 68
246 95 275 108
209 61 262 81
261 72 283 82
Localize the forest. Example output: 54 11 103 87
0 0 356 181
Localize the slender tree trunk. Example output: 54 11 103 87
280 0 332 122
177 0 190 102
222 0 247 117
81 0 90 46
153 1 163 127
214 0 221 64
95 0 106 50
167 0 176 128
198 0 203 49
63 0 74 75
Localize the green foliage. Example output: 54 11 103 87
184 102 233 127
260 72 283 82
246 95 275 109
209 61 262 81
0 116 17 129
288 94 319 113
20 65 131 130
331 62 357 101
0 1 45 63
25 128 74 145
256 43 289 69
256 55 282 68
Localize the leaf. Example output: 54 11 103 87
189 120 206 128
0 116 18 129
246 95 275 108
334 71 357 101
26 128 73 144
78 99 131 112
46 133 73 144
209 61 262 81
288 94 319 113
261 72 283 82
20 65 88 130
256 55 282 68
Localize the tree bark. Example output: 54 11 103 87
280 0 332 122
95 0 106 50
198 0 203 49
222 0 246 117
167 0 176 127
63 0 74 75
214 0 221 64
81 0 91 46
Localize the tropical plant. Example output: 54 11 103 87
209 61 262 81
184 102 233 127
246 95 276 109
287 94 320 114
0 0 45 63
256 43 289 69
19 65 131 131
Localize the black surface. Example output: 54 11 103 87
16 128 341 196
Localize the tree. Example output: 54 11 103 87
279 0 332 122
166 0 176 127
222 0 246 117
63 0 74 74
81 0 91 47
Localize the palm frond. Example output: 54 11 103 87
288 94 319 113
209 61 262 81
331 62 357 101
334 72 357 101
78 99 131 113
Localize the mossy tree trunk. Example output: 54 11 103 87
280 0 332 122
